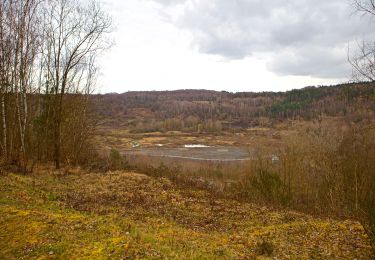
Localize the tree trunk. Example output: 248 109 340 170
1 94 7 160
54 106 61 169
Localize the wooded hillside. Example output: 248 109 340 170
93 82 375 132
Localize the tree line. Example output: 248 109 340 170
0 0 112 171
93 82 375 133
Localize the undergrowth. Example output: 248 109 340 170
0 167 373 259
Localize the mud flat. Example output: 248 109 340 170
122 145 252 161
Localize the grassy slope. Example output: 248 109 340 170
0 167 373 259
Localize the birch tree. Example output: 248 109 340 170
0 0 112 170
0 0 41 169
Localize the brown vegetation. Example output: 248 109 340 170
1 0 375 258
107 119 375 248
92 83 375 134
0 167 373 258
0 0 111 171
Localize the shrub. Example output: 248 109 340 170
108 149 128 170
255 239 274 256
250 168 285 203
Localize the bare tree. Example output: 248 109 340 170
0 0 111 170
40 0 111 168
0 0 42 169
349 1 375 81
0 0 9 160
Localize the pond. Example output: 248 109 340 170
122 145 252 161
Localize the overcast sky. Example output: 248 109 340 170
98 0 373 93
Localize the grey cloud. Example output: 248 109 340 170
268 47 351 78
152 0 374 79
151 0 186 6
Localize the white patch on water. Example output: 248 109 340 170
156 144 164 147
184 144 212 148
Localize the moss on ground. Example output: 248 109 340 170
0 168 373 259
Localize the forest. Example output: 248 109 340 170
93 82 375 132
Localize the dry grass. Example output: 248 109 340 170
0 166 373 259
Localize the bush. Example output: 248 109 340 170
250 168 284 203
255 239 274 256
108 149 128 170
